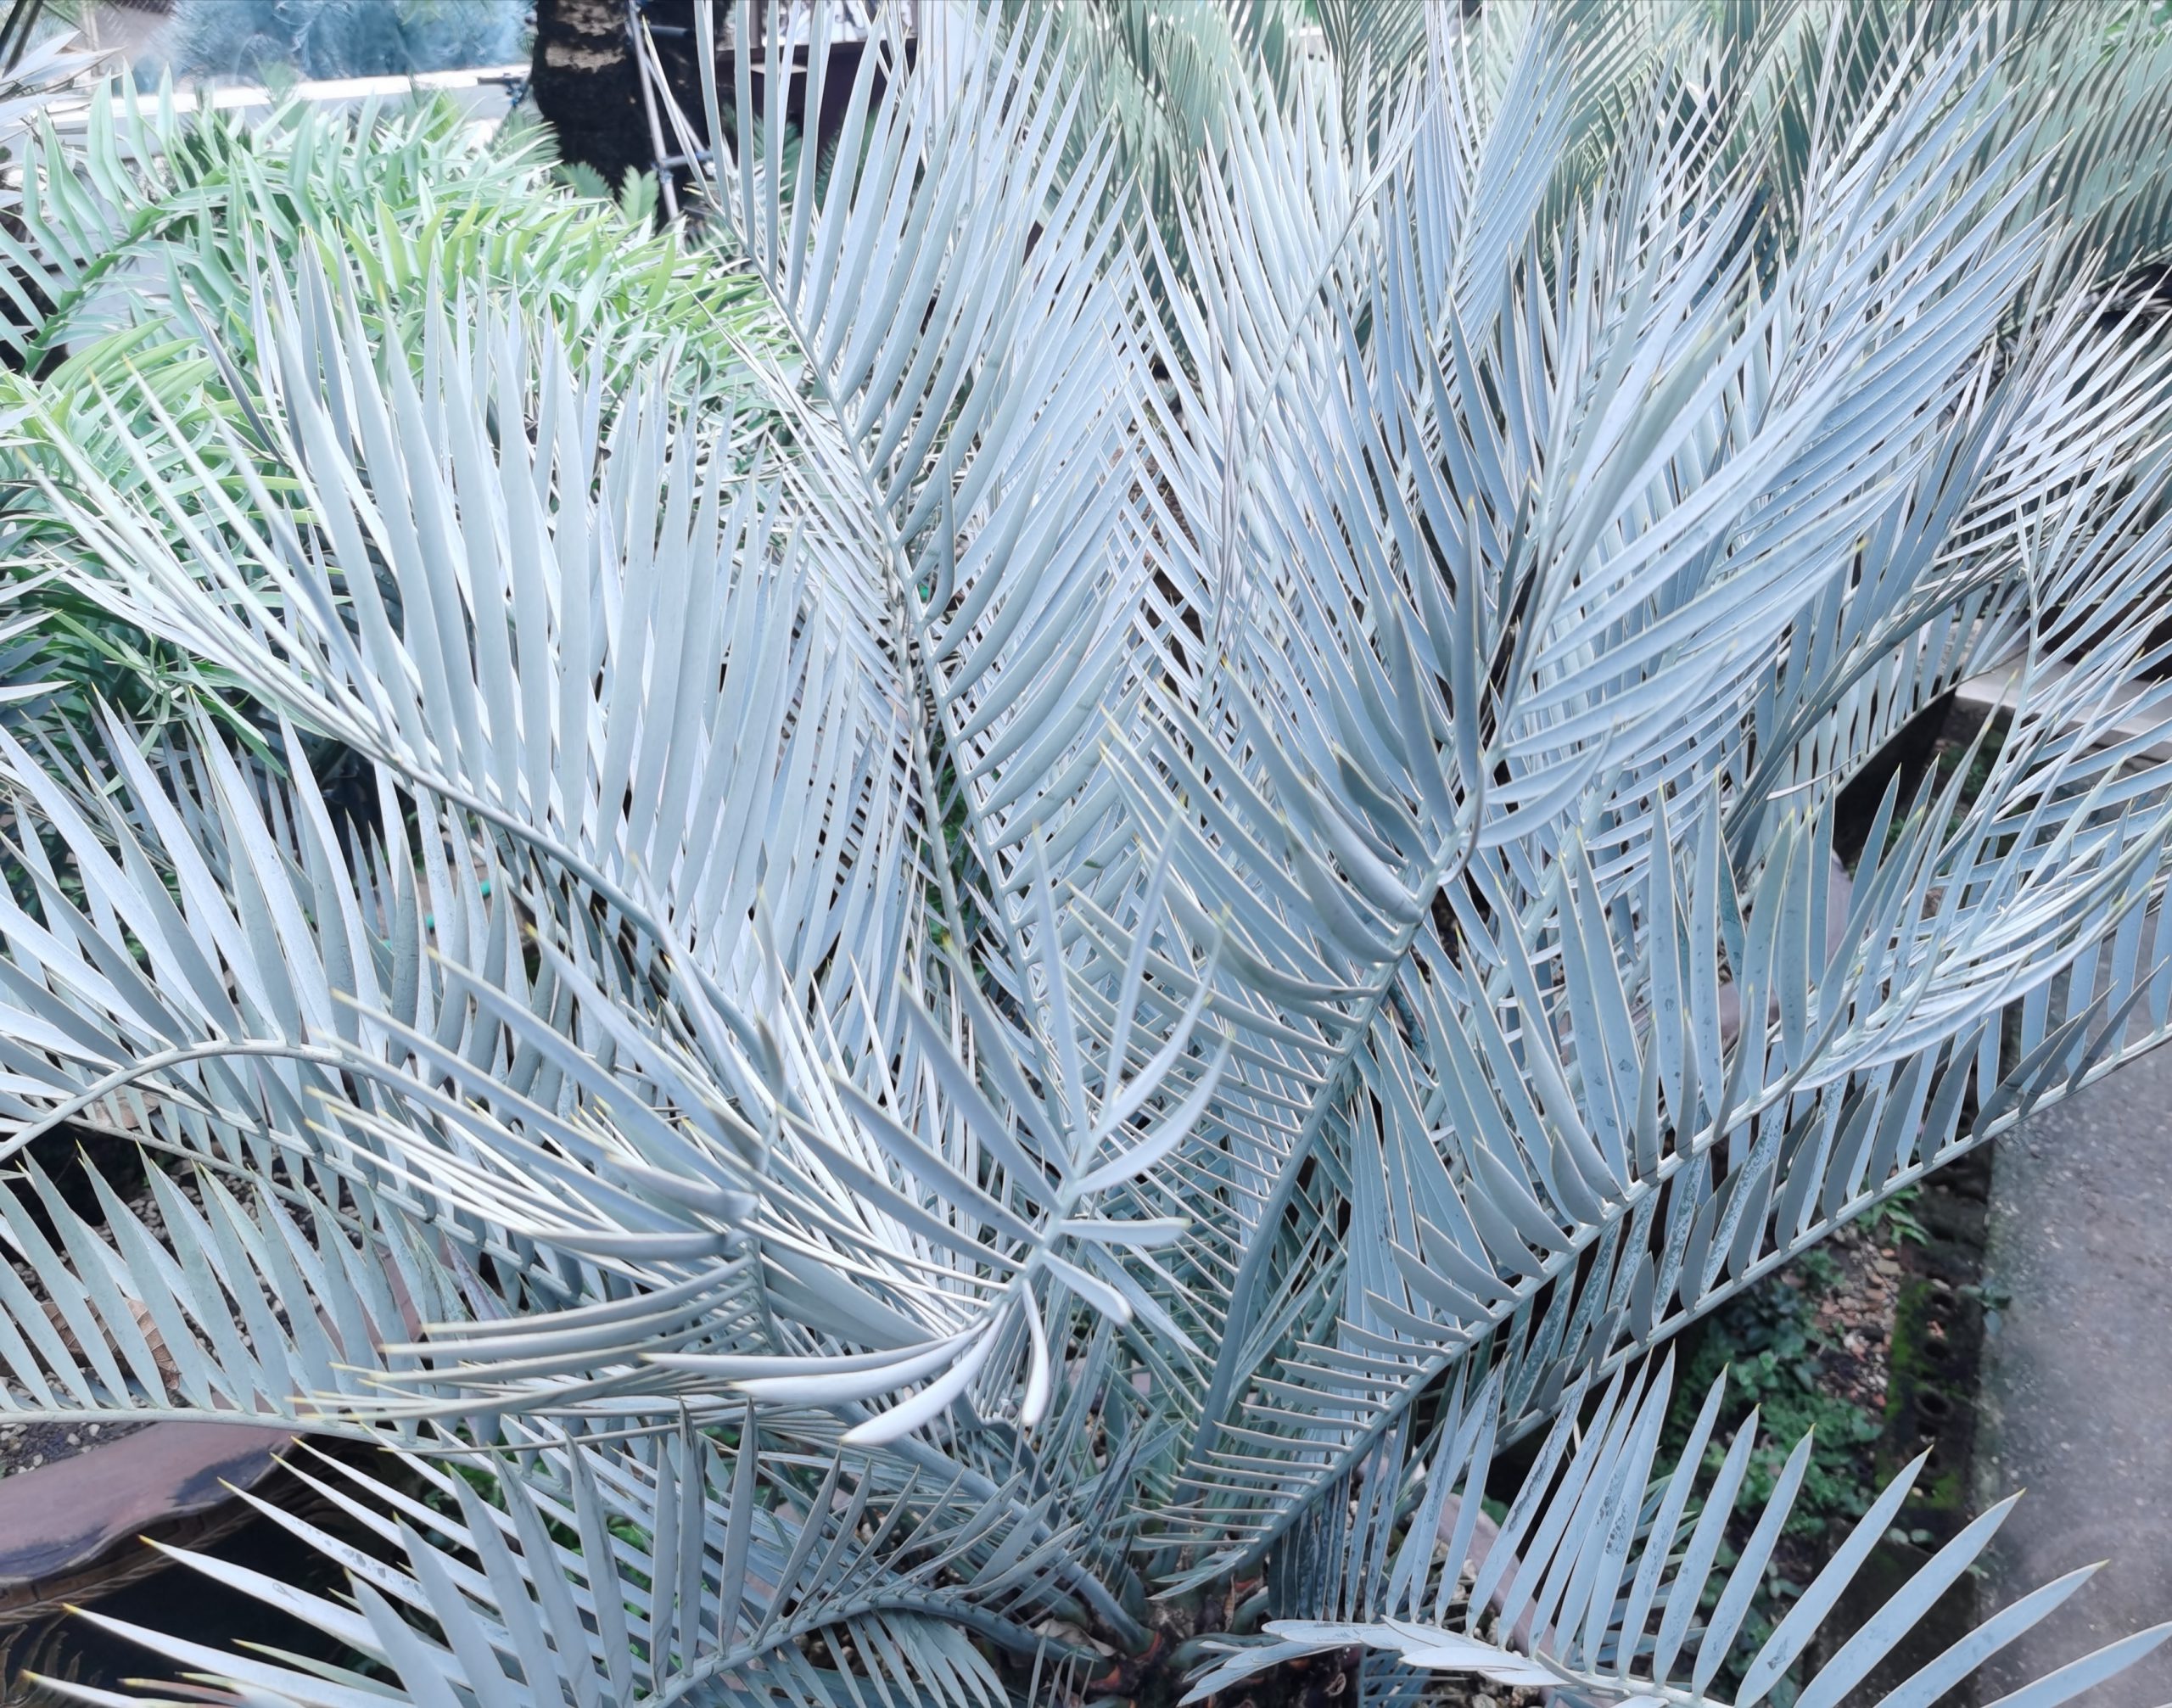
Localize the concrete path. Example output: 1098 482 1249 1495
1973 1043 2172 1708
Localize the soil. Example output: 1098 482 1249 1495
0 1419 144 1478
1193 1651 1541 1708
1766 1213 1911 1597
1650 1159 1995 1700
0 1122 202 1477
1805 1150 1996 1700
1805 1218 1906 1410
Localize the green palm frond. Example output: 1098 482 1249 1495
0 87 768 375
0 84 787 740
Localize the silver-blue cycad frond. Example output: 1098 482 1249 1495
1 3 2170 1706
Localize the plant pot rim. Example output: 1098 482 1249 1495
0 1418 294 1621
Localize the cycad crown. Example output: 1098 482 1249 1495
0 3 2169 1706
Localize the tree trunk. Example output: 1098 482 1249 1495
529 2 902 207
528 0 655 195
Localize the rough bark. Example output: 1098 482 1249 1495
528 0 655 194
529 2 896 210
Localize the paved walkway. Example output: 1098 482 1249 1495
1973 1041 2172 1708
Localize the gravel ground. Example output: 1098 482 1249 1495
1810 1218 1907 1412
0 1417 145 1478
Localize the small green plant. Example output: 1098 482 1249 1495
1662 1252 1889 1696
1867 1186 1933 1251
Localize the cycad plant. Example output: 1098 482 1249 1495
165 0 527 82
3 3 2172 1706
0 87 774 732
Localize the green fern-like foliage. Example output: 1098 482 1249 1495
0 5 2170 1708
0 87 781 736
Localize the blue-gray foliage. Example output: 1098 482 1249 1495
168 0 526 80
0 5 2170 1708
